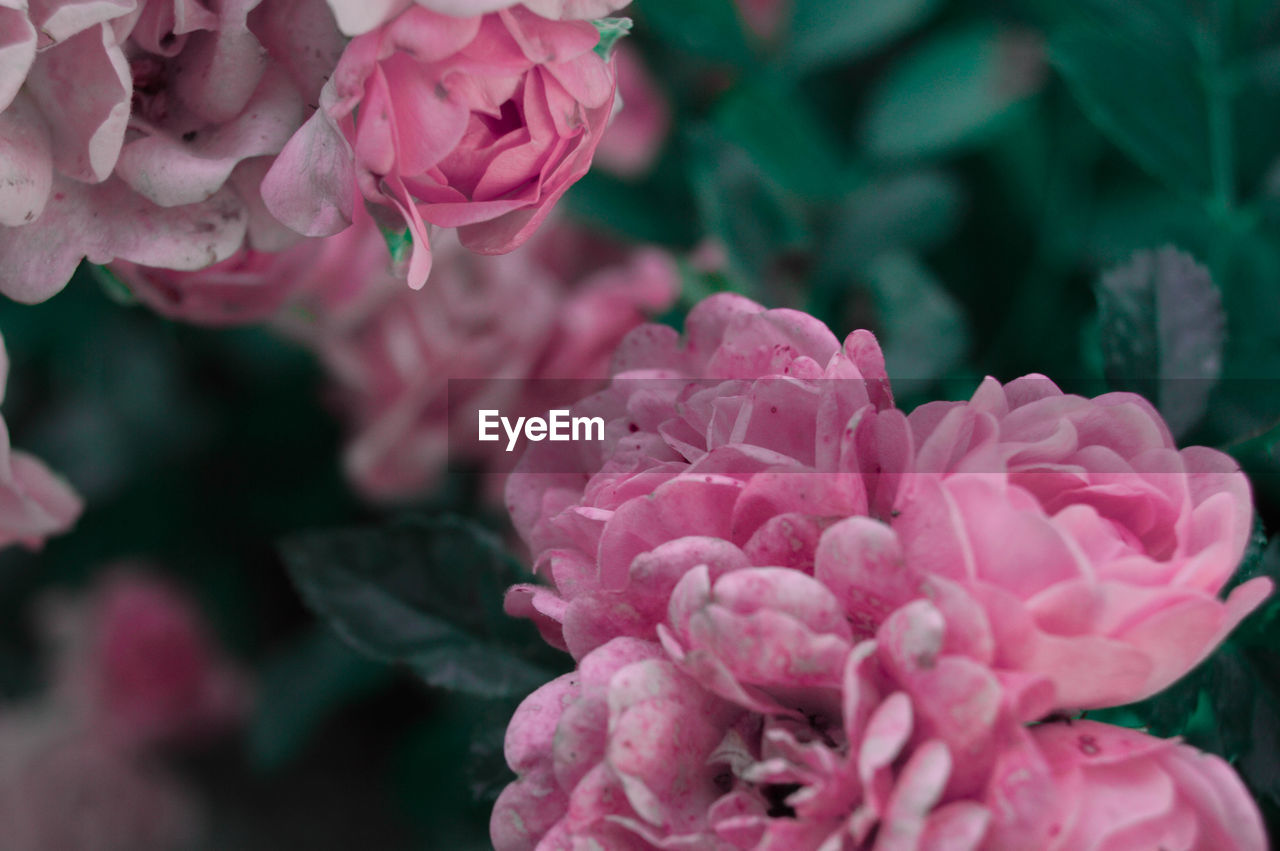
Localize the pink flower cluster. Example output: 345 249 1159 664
281 211 678 500
111 202 677 500
0 568 250 850
493 294 1270 849
1 0 630 299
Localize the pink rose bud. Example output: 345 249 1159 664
263 7 619 287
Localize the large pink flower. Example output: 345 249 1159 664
0 332 81 549
324 0 633 37
284 218 676 501
493 598 1263 849
505 294 1267 711
263 6 617 287
0 0 345 303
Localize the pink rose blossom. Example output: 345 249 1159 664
263 6 618 287
494 597 1263 849
505 293 1267 710
323 0 632 37
0 0 345 303
283 217 676 501
0 332 82 549
594 43 669 177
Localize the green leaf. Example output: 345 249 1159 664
381 225 412 268
860 24 1046 160
787 0 942 71
822 171 963 269
1095 246 1225 437
279 515 564 698
636 0 751 65
866 252 970 381
249 627 395 770
564 171 699 246
714 78 856 199
687 126 810 286
593 17 632 60
1050 26 1212 197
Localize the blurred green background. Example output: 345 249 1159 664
7 0 1280 846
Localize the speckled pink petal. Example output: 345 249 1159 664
116 66 305 207
24 22 130 183
0 2 36 112
171 0 269 125
26 0 133 42
0 91 53 226
260 84 356 236
0 177 248 304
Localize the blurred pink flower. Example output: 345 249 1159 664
284 217 676 501
43 568 250 748
88 571 250 747
1031 720 1266 849
0 0 345 303
263 6 617 287
108 201 394 325
0 568 249 850
504 294 1267 711
0 732 202 851
595 43 669 177
494 597 1263 849
324 0 633 37
0 332 81 550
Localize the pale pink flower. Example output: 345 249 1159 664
324 0 632 37
505 294 1267 710
0 332 81 549
263 6 617 287
595 43 669 177
287 218 676 501
0 0 345 303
